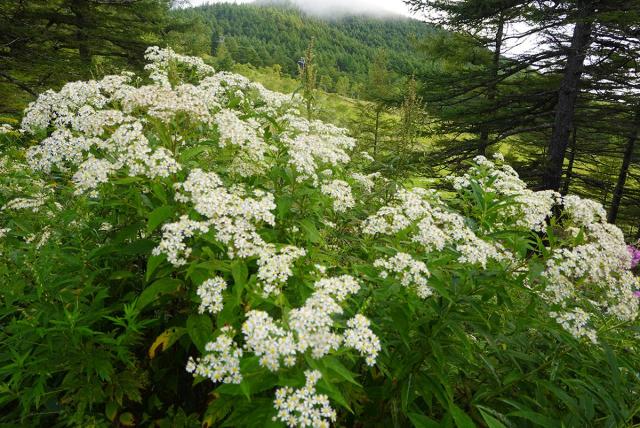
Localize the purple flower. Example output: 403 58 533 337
634 291 640 298
628 245 640 269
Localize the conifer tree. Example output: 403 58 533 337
354 51 399 159
298 39 317 120
0 0 172 98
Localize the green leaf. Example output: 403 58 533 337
148 327 187 358
147 205 175 234
318 378 352 412
105 402 118 422
299 218 322 243
151 182 168 204
109 270 135 280
187 314 213 353
449 404 476 428
478 408 507 428
231 260 249 286
119 412 135 426
145 253 166 282
508 410 558 427
276 196 294 220
203 398 234 427
114 177 143 185
323 357 361 386
181 145 210 162
407 412 440 428
136 278 182 311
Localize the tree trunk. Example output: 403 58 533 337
607 109 639 224
71 0 92 66
542 0 594 191
478 13 504 155
561 127 578 195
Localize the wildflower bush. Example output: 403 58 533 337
1 48 640 427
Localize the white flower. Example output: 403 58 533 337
273 370 337 428
550 309 598 344
289 292 344 358
562 195 607 227
351 172 379 192
320 180 354 212
71 157 116 194
343 314 381 366
242 310 297 371
257 246 306 296
364 188 512 268
152 216 210 266
99 222 113 232
0 123 14 134
374 252 432 298
2 195 48 212
186 326 243 384
197 277 227 314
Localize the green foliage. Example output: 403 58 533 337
0 0 173 113
1 48 639 428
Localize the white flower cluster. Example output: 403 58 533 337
152 215 210 266
21 78 119 133
351 172 380 192
215 109 272 177
186 326 243 384
343 314 381 366
284 126 356 185
273 370 336 428
289 275 364 360
289 291 345 358
197 277 227 314
2 194 48 212
0 123 15 134
27 116 181 194
240 275 378 374
550 309 598 344
21 46 312 197
374 252 432 298
451 155 560 232
144 46 215 87
542 200 638 341
257 246 307 296
154 168 278 266
320 180 355 212
242 310 298 371
363 188 512 268
562 195 607 226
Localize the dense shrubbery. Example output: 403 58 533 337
1 48 639 427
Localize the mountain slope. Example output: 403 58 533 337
173 2 436 91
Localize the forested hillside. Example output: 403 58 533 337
171 1 436 94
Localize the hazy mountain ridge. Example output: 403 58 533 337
176 1 436 89
252 0 404 18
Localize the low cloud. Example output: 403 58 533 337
191 0 410 17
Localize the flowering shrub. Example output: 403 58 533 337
1 48 640 427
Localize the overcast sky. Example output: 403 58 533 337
185 0 415 17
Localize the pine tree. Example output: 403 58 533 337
0 0 172 100
353 51 399 160
215 39 235 71
298 39 317 120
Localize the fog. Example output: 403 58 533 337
186 0 414 17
